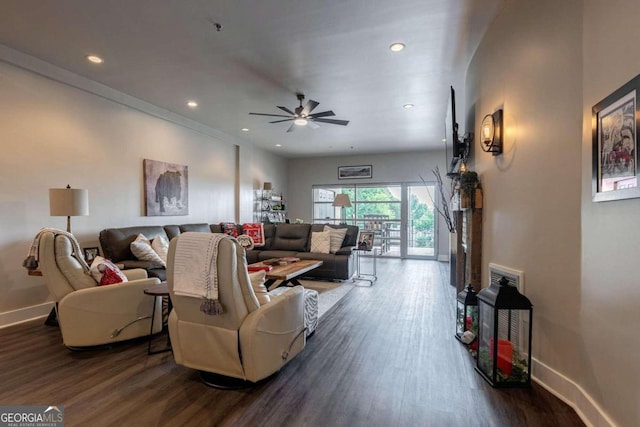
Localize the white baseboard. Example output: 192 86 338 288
0 302 54 329
437 255 449 262
532 357 616 427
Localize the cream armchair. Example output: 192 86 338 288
167 234 306 388
38 231 162 348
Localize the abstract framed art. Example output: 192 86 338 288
592 74 640 202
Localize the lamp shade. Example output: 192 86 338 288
332 193 352 207
49 187 89 217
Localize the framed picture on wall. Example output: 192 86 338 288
143 159 189 215
338 165 372 179
592 73 640 202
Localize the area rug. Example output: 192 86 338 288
297 279 356 319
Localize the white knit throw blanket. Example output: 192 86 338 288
173 232 231 315
23 228 89 273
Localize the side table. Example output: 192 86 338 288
354 248 378 286
144 282 172 355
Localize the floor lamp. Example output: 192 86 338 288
49 185 89 233
332 193 352 225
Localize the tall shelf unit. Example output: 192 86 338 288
258 190 287 223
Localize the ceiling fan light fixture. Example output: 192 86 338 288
249 94 348 132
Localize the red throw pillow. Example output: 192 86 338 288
90 256 128 286
100 265 125 286
220 222 239 237
242 223 264 247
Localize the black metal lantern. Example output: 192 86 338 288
476 276 533 388
455 284 478 342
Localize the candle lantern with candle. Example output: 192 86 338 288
455 284 478 343
476 276 533 388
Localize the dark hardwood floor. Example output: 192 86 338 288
0 259 584 427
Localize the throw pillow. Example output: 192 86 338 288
310 230 331 254
324 226 348 254
237 234 254 250
151 235 169 264
130 234 166 267
242 223 265 246
249 270 270 305
89 256 128 286
220 222 239 237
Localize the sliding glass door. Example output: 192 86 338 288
312 183 436 259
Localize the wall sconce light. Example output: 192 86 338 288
480 109 503 156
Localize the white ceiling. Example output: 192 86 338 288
0 0 500 158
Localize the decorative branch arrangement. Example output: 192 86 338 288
421 166 456 233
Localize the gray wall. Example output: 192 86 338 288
468 0 638 425
0 48 286 325
287 150 451 260
581 1 640 426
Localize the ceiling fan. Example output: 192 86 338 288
249 94 349 132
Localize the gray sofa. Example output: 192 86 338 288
99 223 358 282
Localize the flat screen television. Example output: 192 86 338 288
445 85 464 176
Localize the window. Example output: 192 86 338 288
312 183 436 259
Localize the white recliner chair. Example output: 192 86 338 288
167 234 306 388
38 231 163 348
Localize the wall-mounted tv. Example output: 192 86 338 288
445 85 469 176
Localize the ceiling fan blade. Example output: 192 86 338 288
277 106 296 115
301 100 320 116
313 118 350 126
249 112 292 118
286 123 296 133
308 110 335 119
307 120 320 129
269 118 295 123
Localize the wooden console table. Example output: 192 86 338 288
454 196 483 294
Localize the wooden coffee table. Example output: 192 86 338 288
250 259 323 290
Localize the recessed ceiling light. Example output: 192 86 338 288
187 100 198 108
403 103 414 109
241 128 249 132
442 138 447 142
389 42 405 52
275 144 282 147
86 55 103 64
